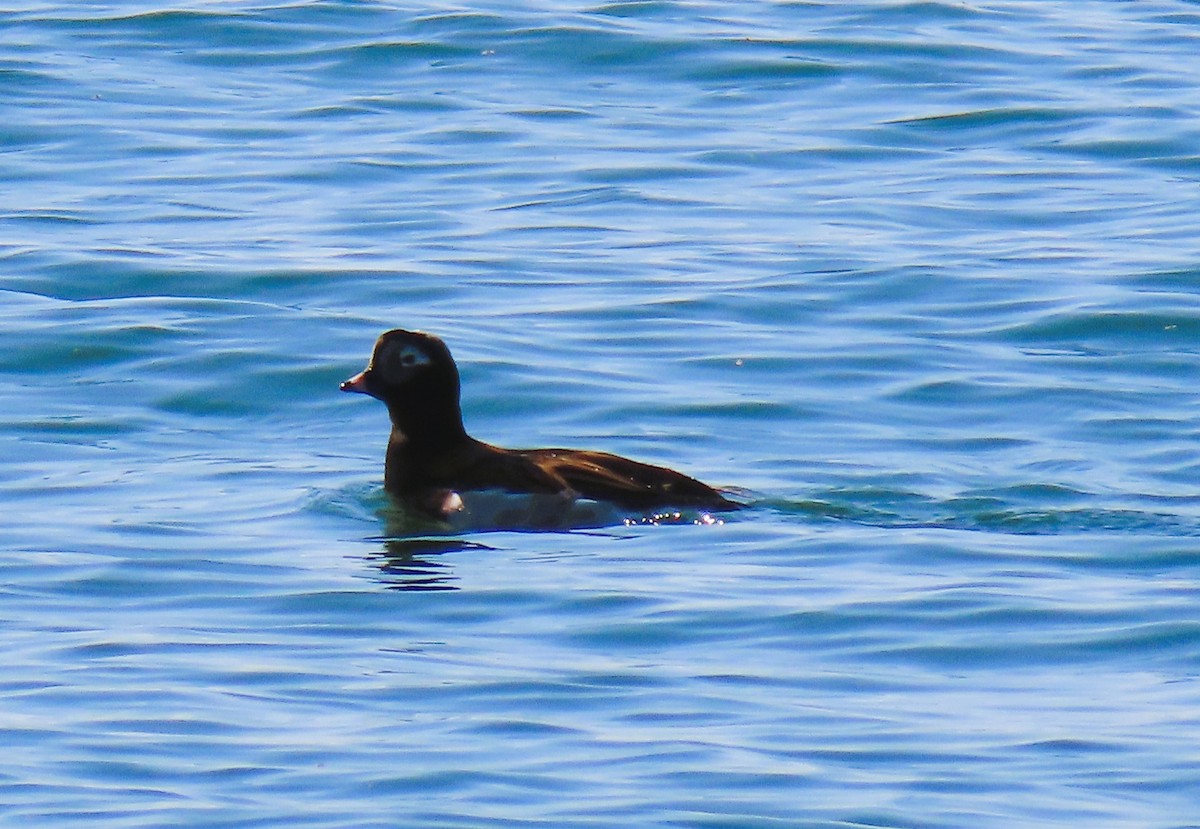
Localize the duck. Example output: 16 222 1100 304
341 329 740 524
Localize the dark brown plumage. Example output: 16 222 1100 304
341 329 739 519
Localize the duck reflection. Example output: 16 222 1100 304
362 488 732 589
366 536 497 591
362 500 499 590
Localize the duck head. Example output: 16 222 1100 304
341 329 467 443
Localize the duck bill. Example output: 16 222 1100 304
340 370 373 396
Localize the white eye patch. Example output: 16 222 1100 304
380 342 432 374
397 344 430 367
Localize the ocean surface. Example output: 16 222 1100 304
4 1 1200 826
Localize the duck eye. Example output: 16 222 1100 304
394 345 429 369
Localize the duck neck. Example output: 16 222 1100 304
386 402 469 453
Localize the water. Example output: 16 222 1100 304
4 1 1200 826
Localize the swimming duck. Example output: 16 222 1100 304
341 329 739 522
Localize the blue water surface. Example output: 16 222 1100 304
4 1 1200 826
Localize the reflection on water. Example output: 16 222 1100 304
365 491 616 589
365 537 498 591
362 492 741 589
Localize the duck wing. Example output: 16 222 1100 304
416 439 573 497
518 448 736 511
